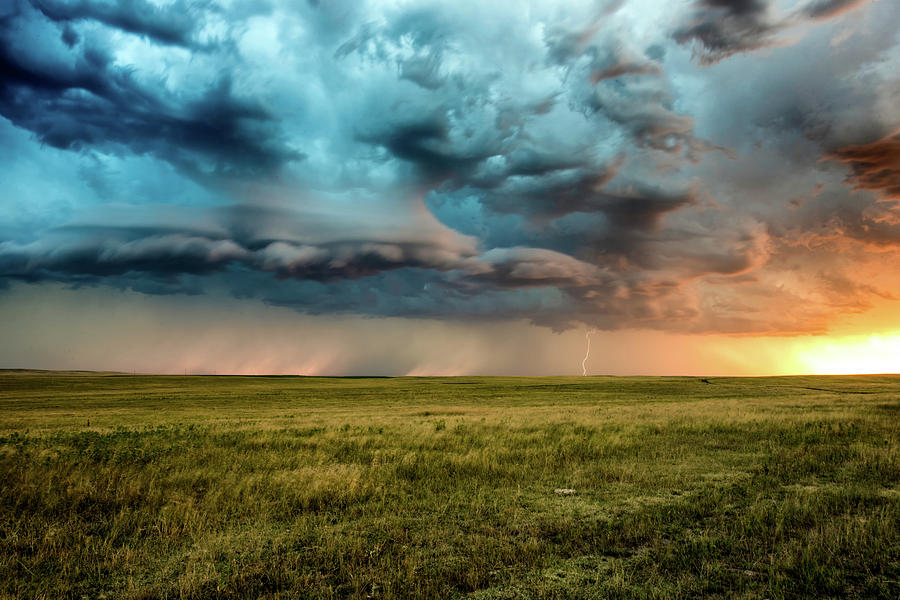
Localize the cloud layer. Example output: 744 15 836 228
1 0 899 335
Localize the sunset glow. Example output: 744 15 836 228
796 334 900 375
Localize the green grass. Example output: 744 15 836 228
1 372 898 599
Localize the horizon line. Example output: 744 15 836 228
3 368 899 378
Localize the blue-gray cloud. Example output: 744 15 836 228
0 1 299 176
1 0 899 334
30 0 202 47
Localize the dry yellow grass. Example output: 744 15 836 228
1 372 898 598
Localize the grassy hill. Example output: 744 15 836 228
1 373 898 598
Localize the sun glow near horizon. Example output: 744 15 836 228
795 333 900 375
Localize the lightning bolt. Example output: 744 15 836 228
581 330 596 376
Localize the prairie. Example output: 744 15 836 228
1 372 898 599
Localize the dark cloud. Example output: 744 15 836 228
476 168 693 230
0 3 300 177
60 23 77 46
827 131 900 199
803 0 873 20
0 200 480 283
360 114 498 185
673 0 779 66
31 0 200 47
673 0 875 65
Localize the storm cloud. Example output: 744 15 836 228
0 1 299 176
827 131 900 199
30 0 202 47
673 0 876 65
1 0 900 336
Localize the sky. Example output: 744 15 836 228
1 0 899 375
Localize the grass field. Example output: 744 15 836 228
1 371 898 599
